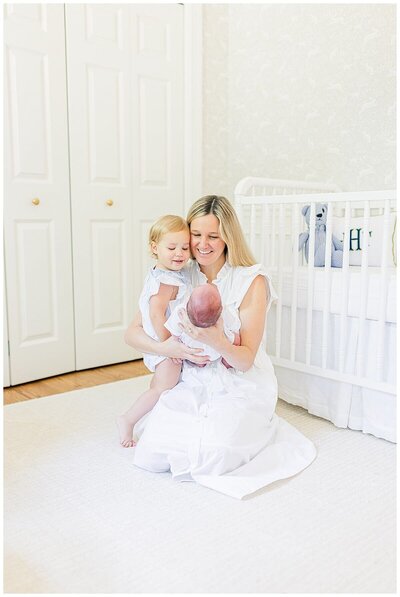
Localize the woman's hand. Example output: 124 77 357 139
160 335 210 366
177 309 227 351
170 358 183 365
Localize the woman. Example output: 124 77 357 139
125 195 316 499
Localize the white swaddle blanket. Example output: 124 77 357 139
164 300 239 362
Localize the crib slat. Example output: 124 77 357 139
262 201 269 352
275 203 285 358
290 203 299 361
271 205 276 267
250 204 256 255
356 201 370 377
259 186 271 351
267 205 272 269
339 201 351 373
305 203 316 366
235 198 243 226
322 202 333 369
376 199 391 381
260 204 266 263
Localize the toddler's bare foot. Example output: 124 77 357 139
117 415 136 448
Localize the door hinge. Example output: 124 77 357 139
7 340 10 355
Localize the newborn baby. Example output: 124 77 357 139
186 283 223 328
165 283 240 368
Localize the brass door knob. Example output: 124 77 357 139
32 198 40 206
106 199 114 206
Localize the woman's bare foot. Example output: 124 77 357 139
117 415 136 448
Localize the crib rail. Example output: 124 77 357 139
234 178 396 396
234 176 342 196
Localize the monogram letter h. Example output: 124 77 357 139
347 228 372 251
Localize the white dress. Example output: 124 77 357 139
139 266 190 372
134 261 316 499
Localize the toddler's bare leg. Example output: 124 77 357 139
117 359 181 447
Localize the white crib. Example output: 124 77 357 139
234 177 397 442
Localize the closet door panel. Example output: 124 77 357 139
4 4 75 384
66 4 184 369
131 4 185 297
66 4 136 369
91 221 126 330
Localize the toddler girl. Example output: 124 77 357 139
117 215 192 447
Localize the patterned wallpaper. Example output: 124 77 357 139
202 4 396 199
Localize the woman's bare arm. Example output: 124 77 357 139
223 275 269 370
124 309 210 365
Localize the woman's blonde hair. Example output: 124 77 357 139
149 214 189 259
187 195 256 266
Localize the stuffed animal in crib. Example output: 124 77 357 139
298 203 343 267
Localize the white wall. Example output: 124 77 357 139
202 4 396 198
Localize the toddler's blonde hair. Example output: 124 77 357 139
187 195 256 266
149 214 189 259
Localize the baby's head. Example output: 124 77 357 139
149 215 190 271
187 284 222 328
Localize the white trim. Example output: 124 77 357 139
272 358 396 395
234 176 341 195
237 189 396 205
184 4 203 214
3 266 11 387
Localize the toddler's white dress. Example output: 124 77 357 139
134 261 316 499
139 266 189 372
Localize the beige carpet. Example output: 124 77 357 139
4 375 396 593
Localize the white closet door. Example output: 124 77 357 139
130 4 185 277
66 4 184 369
4 4 75 385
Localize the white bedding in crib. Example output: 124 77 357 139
271 266 396 323
266 267 397 443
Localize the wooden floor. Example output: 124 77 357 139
4 360 150 405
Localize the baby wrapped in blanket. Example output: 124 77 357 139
165 283 240 368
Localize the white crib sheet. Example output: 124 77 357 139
270 266 396 323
